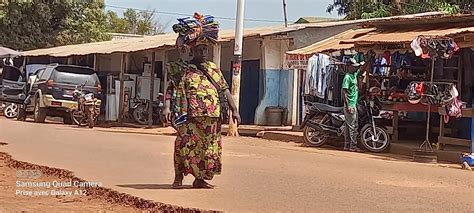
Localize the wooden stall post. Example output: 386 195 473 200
392 111 399 143
148 51 156 127
118 54 126 125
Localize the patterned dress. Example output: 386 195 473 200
166 60 229 180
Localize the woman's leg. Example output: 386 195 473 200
191 117 222 188
172 127 186 188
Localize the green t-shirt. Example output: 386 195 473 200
342 70 360 108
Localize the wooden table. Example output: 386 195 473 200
437 107 473 149
382 102 440 143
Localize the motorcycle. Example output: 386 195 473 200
71 83 100 128
131 94 164 125
301 95 390 153
2 103 18 119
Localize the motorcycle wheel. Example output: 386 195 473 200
132 105 149 125
303 117 329 147
360 126 390 153
88 109 95 128
3 104 18 119
71 110 87 127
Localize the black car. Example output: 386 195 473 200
0 64 101 124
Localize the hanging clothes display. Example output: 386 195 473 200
304 53 345 107
304 53 331 98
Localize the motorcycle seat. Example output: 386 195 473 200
311 103 344 113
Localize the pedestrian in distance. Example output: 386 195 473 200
342 53 372 152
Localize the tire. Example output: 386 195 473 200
72 109 87 127
153 108 164 125
3 104 18 119
132 105 148 125
303 117 329 147
63 113 73 125
360 125 390 153
16 105 27 121
87 107 95 128
33 98 47 123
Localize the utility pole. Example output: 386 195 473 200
228 0 245 137
283 0 288 27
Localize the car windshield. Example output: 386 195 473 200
52 67 99 87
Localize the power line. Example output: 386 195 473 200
105 5 291 23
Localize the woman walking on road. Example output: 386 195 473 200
163 13 241 189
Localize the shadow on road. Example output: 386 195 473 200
117 184 194 190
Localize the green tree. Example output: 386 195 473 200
106 10 129 33
0 0 110 50
327 0 468 20
106 9 168 36
56 0 110 45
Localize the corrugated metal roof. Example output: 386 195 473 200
362 12 474 27
286 28 376 55
22 20 367 57
345 26 474 44
22 12 449 57
294 17 339 24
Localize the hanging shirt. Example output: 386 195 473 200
316 54 330 98
304 55 318 95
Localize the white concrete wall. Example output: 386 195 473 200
255 37 293 125
220 39 261 72
97 53 123 73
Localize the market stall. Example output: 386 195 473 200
286 18 474 154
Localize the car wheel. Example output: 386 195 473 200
33 97 47 123
63 113 73 125
16 104 27 121
3 104 18 119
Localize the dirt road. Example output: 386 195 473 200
0 118 472 212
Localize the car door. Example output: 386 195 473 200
0 65 27 104
28 68 45 93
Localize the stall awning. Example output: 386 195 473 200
343 26 474 45
286 28 376 56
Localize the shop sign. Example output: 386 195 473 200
287 54 313 69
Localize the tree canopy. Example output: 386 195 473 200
0 1 167 51
106 8 168 36
327 0 472 20
0 0 110 51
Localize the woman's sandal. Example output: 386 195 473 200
172 180 183 188
192 179 214 189
172 175 183 188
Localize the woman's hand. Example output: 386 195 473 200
162 107 172 124
231 109 241 125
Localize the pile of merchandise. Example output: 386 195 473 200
173 12 219 48
405 81 458 105
410 36 460 59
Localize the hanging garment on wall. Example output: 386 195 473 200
304 55 318 95
316 54 330 98
373 57 387 75
326 65 336 101
304 54 331 98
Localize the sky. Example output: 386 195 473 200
105 0 341 32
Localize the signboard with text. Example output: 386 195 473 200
286 54 312 70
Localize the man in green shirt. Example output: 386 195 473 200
342 57 368 152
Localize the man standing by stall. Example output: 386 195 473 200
342 55 370 152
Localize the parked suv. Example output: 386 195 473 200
0 64 101 124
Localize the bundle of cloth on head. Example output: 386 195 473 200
173 12 219 49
